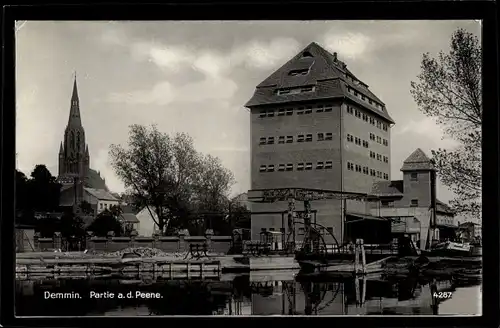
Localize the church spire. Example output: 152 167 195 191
59 141 64 154
68 73 82 127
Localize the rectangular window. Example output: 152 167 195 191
305 163 313 170
267 137 275 144
370 133 375 141
286 163 293 171
377 171 382 178
297 135 305 142
376 136 381 143
259 137 266 145
370 169 376 176
297 163 304 171
347 162 354 171
100 203 103 209
383 156 388 163
383 124 388 131
347 106 353 114
376 121 382 129
370 118 375 125
259 165 266 172
316 105 324 113
325 133 333 140
355 137 361 145
277 89 290 95
324 104 333 112
377 154 382 161
305 106 313 114
410 199 419 207
370 151 375 159
317 133 324 141
286 136 293 143
297 107 304 115
278 164 285 171
361 95 366 101
363 140 369 148
410 172 418 181
383 139 388 146
316 161 324 169
278 136 285 144
267 110 275 117
267 165 275 172
325 161 333 169
305 134 313 142
298 227 305 235
285 108 293 116
355 164 362 172
369 99 373 105
277 108 285 116
383 173 389 180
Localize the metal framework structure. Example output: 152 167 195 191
249 187 381 256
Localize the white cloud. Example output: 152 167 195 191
92 148 124 193
322 32 372 60
394 117 460 149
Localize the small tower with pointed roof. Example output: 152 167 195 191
400 148 437 209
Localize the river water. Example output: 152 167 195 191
15 271 481 316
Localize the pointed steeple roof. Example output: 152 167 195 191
245 41 394 123
59 141 64 154
401 148 435 171
67 74 82 128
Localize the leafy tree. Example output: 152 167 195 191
109 124 235 235
410 28 482 219
87 207 123 237
27 165 62 212
59 210 85 238
79 200 95 215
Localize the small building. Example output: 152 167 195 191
59 186 119 213
458 222 481 241
370 148 456 249
119 212 140 233
135 207 160 237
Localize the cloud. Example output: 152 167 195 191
322 32 372 60
92 147 124 192
394 117 460 149
104 35 299 106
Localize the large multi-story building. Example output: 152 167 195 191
245 42 395 242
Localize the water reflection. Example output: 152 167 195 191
15 273 481 316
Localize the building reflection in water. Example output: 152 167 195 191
250 276 481 316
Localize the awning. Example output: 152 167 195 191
345 212 390 223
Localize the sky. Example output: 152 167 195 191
15 20 481 209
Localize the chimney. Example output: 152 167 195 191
333 52 338 61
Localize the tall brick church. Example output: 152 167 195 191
57 76 109 210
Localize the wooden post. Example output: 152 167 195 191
361 276 367 305
360 239 366 274
200 263 204 279
354 239 360 274
187 262 190 279
355 277 360 305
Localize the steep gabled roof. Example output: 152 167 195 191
401 148 435 171
84 188 118 201
245 42 394 123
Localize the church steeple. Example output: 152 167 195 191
68 73 82 128
58 74 90 184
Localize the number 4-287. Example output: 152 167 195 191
433 292 452 299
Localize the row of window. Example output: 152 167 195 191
259 133 334 145
369 151 389 163
346 162 389 180
259 161 334 172
259 104 334 118
346 105 389 131
275 85 315 96
369 133 389 146
346 85 384 112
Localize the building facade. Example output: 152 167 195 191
245 42 395 242
56 76 108 210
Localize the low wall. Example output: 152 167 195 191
32 231 233 254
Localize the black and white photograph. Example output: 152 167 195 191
14 20 482 316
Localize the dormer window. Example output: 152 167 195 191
301 86 314 93
301 51 313 58
289 69 309 76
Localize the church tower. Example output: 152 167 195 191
57 76 90 205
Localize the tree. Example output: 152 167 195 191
87 207 123 237
109 124 235 235
27 165 62 212
410 28 482 219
